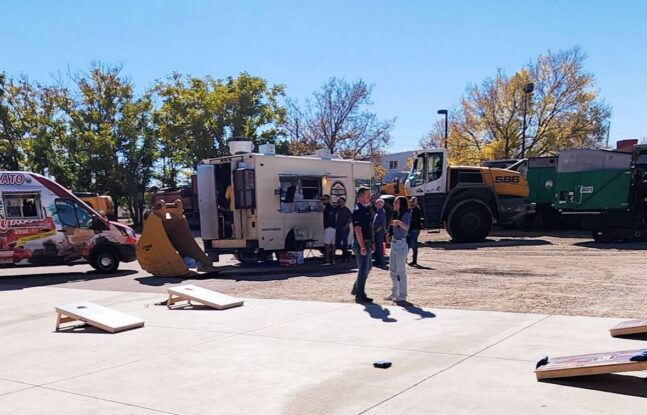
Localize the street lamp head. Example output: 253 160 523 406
437 109 448 115
523 83 535 94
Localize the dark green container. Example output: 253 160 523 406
551 149 633 211
527 157 557 205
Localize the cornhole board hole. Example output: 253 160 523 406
166 284 244 310
535 349 647 380
610 319 647 337
55 302 145 333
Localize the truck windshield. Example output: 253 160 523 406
408 155 426 187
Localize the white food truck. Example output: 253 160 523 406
197 141 375 262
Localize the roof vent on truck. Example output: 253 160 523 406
229 138 253 155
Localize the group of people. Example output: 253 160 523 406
321 188 423 304
321 194 353 265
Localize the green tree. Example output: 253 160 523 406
152 72 286 185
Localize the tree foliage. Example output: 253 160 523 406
152 72 287 186
287 78 394 167
421 47 611 164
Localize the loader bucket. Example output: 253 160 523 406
136 199 214 277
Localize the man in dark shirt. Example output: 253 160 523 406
322 194 337 264
351 187 373 303
407 196 424 266
373 198 387 268
335 196 352 262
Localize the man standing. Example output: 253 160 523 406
322 194 336 265
335 196 352 262
373 198 387 268
407 196 423 266
351 187 373 303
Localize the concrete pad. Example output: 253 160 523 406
116 296 353 334
252 304 546 355
0 387 163 414
365 356 647 415
0 379 32 396
49 334 464 415
479 315 647 361
0 319 232 385
0 288 159 339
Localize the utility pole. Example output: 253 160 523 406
521 83 534 158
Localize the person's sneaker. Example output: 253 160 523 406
384 294 395 301
355 296 374 303
407 262 417 266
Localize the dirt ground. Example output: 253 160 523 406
4 229 647 319
209 229 647 319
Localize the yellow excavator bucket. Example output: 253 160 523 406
136 199 214 277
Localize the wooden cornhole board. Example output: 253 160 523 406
55 302 145 333
167 284 244 310
535 349 647 380
610 319 647 337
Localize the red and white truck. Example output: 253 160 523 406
0 171 137 272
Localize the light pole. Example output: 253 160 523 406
437 109 448 148
521 83 534 158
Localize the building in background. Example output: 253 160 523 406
380 151 416 183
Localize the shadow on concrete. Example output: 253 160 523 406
362 303 397 323
0 270 138 292
544 373 647 398
396 301 436 319
613 333 647 341
54 324 116 334
408 264 434 270
574 241 647 250
489 229 589 239
420 238 551 250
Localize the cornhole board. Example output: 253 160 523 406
610 319 647 337
535 349 647 380
55 302 145 333
166 284 244 310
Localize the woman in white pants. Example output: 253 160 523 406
385 196 410 302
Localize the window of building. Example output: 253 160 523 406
3 193 42 219
389 160 398 169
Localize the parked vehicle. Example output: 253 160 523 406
405 149 534 242
75 192 115 220
551 145 647 242
149 174 199 229
197 141 374 263
0 171 137 272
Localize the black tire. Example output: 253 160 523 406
91 249 120 273
447 202 492 243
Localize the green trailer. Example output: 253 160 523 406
551 147 647 242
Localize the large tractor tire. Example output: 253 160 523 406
446 201 492 243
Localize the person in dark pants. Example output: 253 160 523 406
322 194 337 265
335 196 352 262
407 196 423 266
373 198 387 268
351 187 373 303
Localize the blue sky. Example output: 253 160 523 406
1 0 645 152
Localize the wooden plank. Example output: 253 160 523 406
167 284 244 310
610 319 647 337
55 302 144 333
535 349 647 380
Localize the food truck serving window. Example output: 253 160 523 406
280 176 323 213
3 193 42 219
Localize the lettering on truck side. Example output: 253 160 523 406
495 176 520 184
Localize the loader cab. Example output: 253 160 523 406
405 149 448 196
